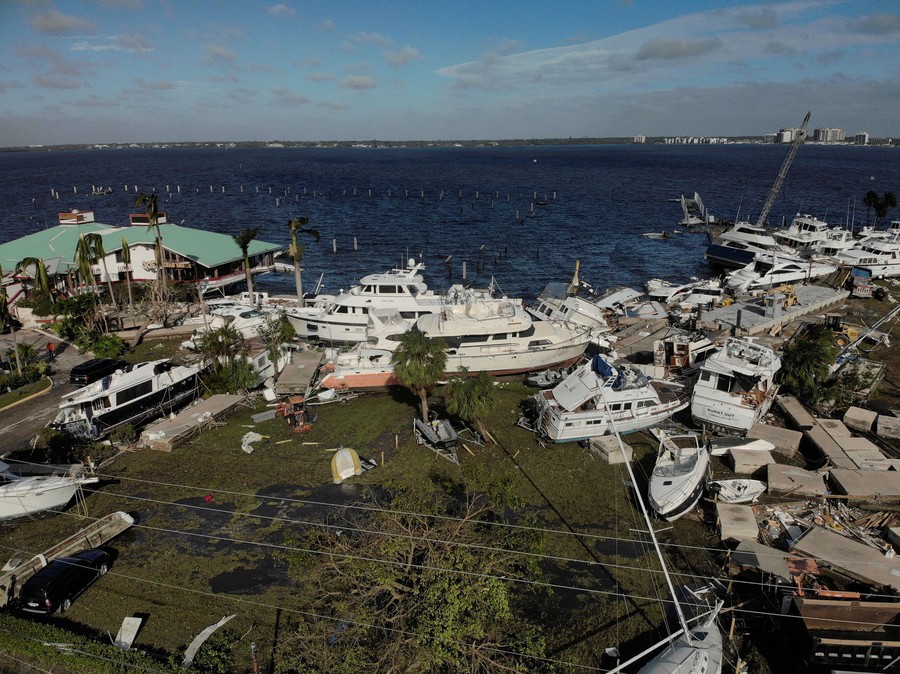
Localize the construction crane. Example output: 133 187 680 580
755 111 812 228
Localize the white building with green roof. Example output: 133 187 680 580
0 210 283 299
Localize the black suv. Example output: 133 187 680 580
18 548 110 614
69 359 128 386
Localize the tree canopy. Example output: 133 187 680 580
444 368 496 441
779 323 839 406
391 329 447 419
278 491 552 674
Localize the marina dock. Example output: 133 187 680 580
275 349 324 394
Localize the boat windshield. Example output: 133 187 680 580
653 452 698 478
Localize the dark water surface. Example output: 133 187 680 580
0 144 896 299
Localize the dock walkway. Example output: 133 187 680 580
275 349 324 395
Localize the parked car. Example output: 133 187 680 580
69 358 127 386
18 548 110 614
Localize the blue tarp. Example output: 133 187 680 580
591 355 614 378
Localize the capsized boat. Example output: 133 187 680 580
648 432 709 521
0 462 99 523
707 479 766 504
524 354 689 443
706 437 775 457
51 359 203 439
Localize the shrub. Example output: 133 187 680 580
91 333 128 359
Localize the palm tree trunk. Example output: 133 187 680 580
294 258 304 306
10 322 22 375
245 255 254 298
418 389 430 421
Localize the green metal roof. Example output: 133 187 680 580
0 220 282 273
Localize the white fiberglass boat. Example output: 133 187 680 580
648 432 709 521
690 338 781 434
525 354 689 443
288 258 495 343
835 238 900 278
724 253 837 292
52 359 203 439
707 479 766 504
0 462 99 522
773 213 856 258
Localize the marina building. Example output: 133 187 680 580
0 210 282 301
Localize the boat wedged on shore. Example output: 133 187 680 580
51 359 203 439
525 354 689 443
286 259 497 344
690 338 781 434
648 432 709 521
0 462 99 522
724 253 837 292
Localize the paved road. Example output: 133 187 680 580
0 329 87 454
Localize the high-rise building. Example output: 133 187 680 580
855 132 869 145
813 127 845 142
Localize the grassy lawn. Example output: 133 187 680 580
0 376 51 411
0 381 709 671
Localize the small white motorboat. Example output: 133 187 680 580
707 479 767 504
648 431 710 521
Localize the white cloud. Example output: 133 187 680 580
385 46 423 67
30 10 95 36
266 4 296 18
342 75 375 90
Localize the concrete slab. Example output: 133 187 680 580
839 436 882 453
792 526 900 591
728 448 775 474
729 540 792 580
747 423 802 458
700 286 848 336
806 425 857 469
819 418 852 439
829 469 900 501
141 394 247 451
275 349 324 395
717 503 759 544
777 395 816 431
843 406 878 434
877 415 900 441
844 450 891 471
589 436 633 464
767 463 826 497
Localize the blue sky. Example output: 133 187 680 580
1 0 898 146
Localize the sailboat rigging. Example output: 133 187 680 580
599 387 724 673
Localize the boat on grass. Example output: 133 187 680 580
51 359 203 439
0 462 99 523
648 431 709 521
523 354 689 443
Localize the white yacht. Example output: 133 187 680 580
52 359 203 439
316 298 591 390
724 253 837 292
0 462 99 522
525 354 689 443
290 259 495 344
647 432 709 521
705 220 792 269
835 238 900 278
690 338 781 434
526 263 613 342
772 213 857 258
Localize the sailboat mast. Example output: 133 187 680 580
619 434 693 642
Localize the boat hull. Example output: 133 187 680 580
0 476 94 522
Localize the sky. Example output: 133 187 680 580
0 0 898 146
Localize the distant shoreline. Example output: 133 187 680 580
2 136 896 154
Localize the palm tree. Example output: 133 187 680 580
780 323 839 406
288 216 320 305
15 257 54 302
444 368 496 442
863 190 879 227
232 227 260 299
134 193 164 294
391 329 447 420
120 236 134 312
84 233 120 315
0 264 22 375
195 323 245 369
74 233 101 306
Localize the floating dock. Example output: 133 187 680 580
275 349 324 395
141 394 247 451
